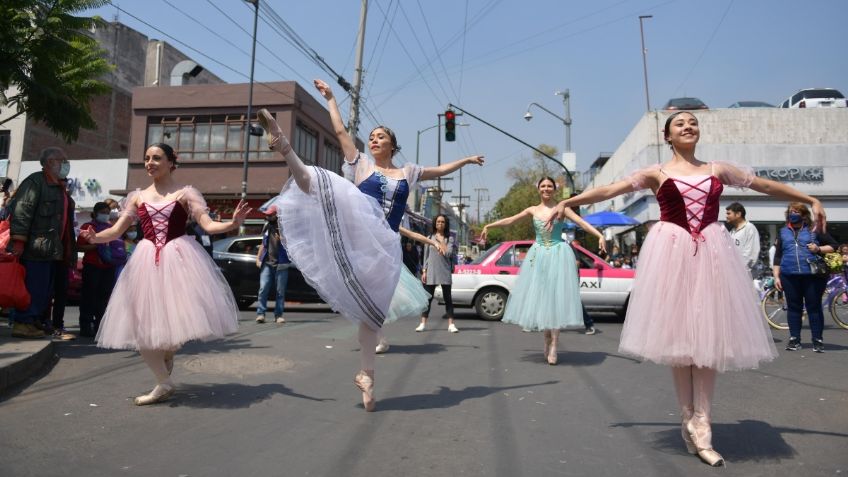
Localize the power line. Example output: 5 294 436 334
672 0 735 96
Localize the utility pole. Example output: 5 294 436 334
452 193 470 244
639 15 653 113
474 188 489 224
241 0 259 203
348 0 368 139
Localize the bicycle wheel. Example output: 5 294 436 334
762 287 789 330
829 288 848 330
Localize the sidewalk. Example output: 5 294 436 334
0 319 56 395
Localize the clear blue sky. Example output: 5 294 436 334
86 0 848 218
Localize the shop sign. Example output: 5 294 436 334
754 167 823 183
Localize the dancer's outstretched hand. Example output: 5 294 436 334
79 227 98 244
232 199 252 225
314 79 334 100
465 155 485 166
544 203 566 231
479 227 489 244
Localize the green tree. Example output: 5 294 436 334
484 144 570 242
0 0 112 142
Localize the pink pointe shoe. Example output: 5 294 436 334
134 383 175 406
681 407 697 455
685 414 725 466
257 109 283 151
354 370 376 412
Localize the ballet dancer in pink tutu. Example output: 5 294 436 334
257 78 483 411
80 143 250 405
547 111 826 466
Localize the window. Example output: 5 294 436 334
0 131 10 160
323 140 342 173
294 121 317 165
228 238 261 255
145 115 275 161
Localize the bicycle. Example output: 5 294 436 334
760 268 848 331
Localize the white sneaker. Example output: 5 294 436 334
375 340 390 354
414 323 425 332
275 316 286 324
255 315 266 323
585 326 596 335
448 323 459 333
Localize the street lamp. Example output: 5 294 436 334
523 93 575 193
639 15 653 112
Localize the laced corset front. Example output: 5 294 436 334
656 174 723 254
533 218 564 248
137 201 189 264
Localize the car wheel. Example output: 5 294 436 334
474 287 508 321
616 296 630 320
236 298 255 310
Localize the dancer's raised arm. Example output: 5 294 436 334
546 177 645 231
419 155 485 181
313 79 358 161
480 207 533 242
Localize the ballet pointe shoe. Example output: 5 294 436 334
257 109 283 151
543 331 552 361
134 382 175 406
354 370 376 412
686 413 725 466
681 407 697 454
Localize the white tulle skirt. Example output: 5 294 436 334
273 167 428 330
96 236 240 350
619 221 778 372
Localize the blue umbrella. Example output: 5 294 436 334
581 211 641 227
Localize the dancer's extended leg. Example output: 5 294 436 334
687 366 724 466
671 366 696 454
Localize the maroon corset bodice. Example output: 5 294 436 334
656 176 723 252
137 201 188 264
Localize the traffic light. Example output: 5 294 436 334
444 109 456 142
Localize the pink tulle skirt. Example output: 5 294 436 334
619 221 777 372
96 236 239 350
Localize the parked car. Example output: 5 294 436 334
437 240 635 321
662 97 709 110
779 88 847 108
212 235 322 309
728 101 775 108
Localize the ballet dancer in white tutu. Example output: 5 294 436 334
258 78 483 411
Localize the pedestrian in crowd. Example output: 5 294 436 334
622 256 633 269
0 178 13 220
255 205 290 324
260 78 482 412
610 244 622 261
725 202 761 275
768 237 778 268
80 143 249 406
402 239 420 277
115 222 140 278
481 177 605 364
6 147 75 339
773 202 837 353
629 243 639 267
44 178 77 341
417 214 458 333
546 111 826 466
76 202 126 337
105 198 121 223
839 243 848 266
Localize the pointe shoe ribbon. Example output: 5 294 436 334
134 383 175 406
685 415 725 466
354 370 376 412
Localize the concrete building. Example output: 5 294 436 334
0 21 223 210
126 80 354 223
585 108 848 252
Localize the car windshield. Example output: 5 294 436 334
670 98 704 107
803 89 844 99
471 243 501 265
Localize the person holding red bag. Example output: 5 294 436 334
6 148 76 339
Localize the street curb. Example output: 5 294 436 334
0 334 56 396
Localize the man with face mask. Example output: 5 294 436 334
7 147 76 338
76 202 125 337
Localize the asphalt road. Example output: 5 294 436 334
1 303 846 477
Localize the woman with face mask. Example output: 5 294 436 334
76 202 126 337
772 203 838 353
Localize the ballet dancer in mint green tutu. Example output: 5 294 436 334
480 177 605 364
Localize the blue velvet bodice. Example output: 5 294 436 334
357 171 410 232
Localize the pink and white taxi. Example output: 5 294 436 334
439 240 635 321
